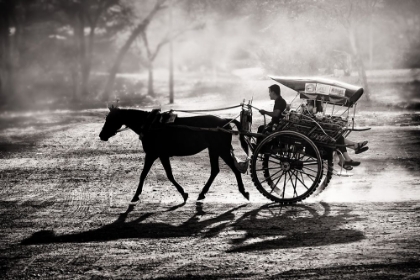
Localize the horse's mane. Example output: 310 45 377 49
109 108 149 119
123 109 149 118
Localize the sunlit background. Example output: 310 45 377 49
0 0 419 111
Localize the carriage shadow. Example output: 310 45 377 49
227 202 365 253
21 202 365 250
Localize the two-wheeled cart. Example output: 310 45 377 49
234 76 370 205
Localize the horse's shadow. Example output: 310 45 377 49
21 202 244 244
21 202 365 251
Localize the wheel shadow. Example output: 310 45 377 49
226 202 365 253
21 202 246 245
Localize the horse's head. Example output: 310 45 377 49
99 106 124 141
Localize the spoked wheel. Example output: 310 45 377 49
251 131 323 205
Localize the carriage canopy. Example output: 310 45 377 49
270 76 364 107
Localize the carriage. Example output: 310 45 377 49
100 76 370 206
235 76 370 205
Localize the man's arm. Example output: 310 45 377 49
259 98 287 117
259 109 281 118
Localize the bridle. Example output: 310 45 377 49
116 126 129 133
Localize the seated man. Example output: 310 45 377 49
336 137 368 170
258 84 287 133
298 99 323 116
303 99 368 170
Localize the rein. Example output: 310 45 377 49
169 104 242 113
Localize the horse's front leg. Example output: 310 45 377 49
198 150 220 200
131 153 158 204
159 156 188 202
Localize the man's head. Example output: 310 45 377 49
305 99 323 113
268 84 281 100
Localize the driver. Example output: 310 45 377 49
258 84 287 132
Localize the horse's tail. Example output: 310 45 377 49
229 119 249 155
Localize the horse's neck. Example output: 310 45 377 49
121 110 148 135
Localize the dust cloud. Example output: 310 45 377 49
314 168 420 203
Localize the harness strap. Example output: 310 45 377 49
222 114 240 128
148 124 241 135
170 104 242 113
116 126 129 133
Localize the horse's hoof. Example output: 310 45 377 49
243 192 250 200
197 194 205 201
183 193 189 202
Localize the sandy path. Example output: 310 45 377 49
0 109 420 279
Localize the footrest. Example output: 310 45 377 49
346 127 371 132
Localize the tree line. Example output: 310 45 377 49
1 0 419 108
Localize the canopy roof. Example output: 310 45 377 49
270 76 364 107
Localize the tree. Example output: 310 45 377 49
382 0 420 68
0 0 130 106
0 0 54 104
317 0 380 101
0 0 16 102
55 0 128 100
101 0 166 100
137 20 202 97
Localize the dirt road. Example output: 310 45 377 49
1 108 420 279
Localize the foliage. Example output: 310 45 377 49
0 0 133 106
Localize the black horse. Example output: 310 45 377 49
99 107 249 204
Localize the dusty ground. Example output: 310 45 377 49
1 101 420 279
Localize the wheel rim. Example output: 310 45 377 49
251 131 323 203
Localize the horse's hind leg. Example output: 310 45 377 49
131 153 157 204
198 149 220 200
220 151 249 200
159 156 188 202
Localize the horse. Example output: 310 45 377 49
99 107 250 204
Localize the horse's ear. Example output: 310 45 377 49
108 104 119 111
108 99 121 111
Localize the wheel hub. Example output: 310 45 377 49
279 159 304 170
281 162 291 171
